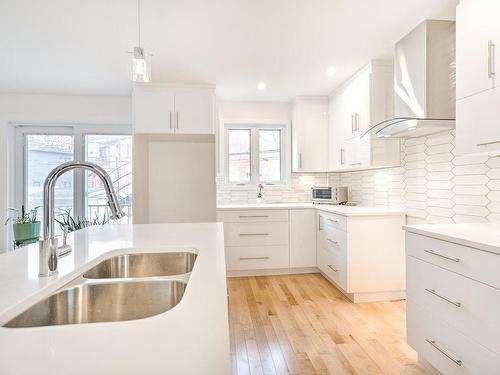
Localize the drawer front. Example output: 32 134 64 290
407 303 500 375
407 256 500 355
318 211 347 232
318 224 347 259
317 245 347 291
224 222 289 247
406 232 500 289
217 209 289 223
226 245 289 270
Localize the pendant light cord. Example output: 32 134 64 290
137 0 141 46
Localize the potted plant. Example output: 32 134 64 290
4 205 41 247
257 183 264 204
55 208 110 233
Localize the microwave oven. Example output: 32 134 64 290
311 186 348 205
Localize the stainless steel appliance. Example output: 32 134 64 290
363 20 456 139
311 186 348 205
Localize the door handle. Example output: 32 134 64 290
175 112 179 129
169 112 173 129
488 40 496 79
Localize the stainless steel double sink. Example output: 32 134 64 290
3 252 197 328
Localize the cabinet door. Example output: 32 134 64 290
173 88 214 134
133 86 175 133
351 69 371 135
456 86 500 155
328 95 343 170
290 209 317 268
345 137 371 169
456 0 498 99
292 99 329 172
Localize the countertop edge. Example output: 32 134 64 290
403 225 500 256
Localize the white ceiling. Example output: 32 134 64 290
0 0 458 101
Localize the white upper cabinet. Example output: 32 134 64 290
456 0 500 100
456 0 500 155
291 97 329 172
328 62 400 171
133 84 215 134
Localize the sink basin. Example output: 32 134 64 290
83 252 197 279
3 280 186 328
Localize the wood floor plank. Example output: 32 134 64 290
228 274 425 375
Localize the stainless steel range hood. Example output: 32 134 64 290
363 20 456 139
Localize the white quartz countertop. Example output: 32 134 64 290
0 223 230 375
217 203 406 217
404 222 500 255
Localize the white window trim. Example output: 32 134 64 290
14 123 131 221
219 119 291 189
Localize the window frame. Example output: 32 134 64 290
14 124 132 222
222 121 289 187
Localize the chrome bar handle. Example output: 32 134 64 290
488 40 496 78
477 140 500 147
318 215 323 232
240 256 270 261
299 153 303 169
169 112 173 129
327 218 339 223
351 114 355 133
327 238 338 245
340 149 345 165
327 264 338 272
425 288 462 308
424 249 460 263
175 112 179 129
239 233 269 236
355 113 360 131
425 339 463 366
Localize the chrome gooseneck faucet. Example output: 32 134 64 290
39 161 125 277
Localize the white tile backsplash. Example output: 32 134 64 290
217 130 500 225
331 130 500 224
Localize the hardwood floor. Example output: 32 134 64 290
228 273 425 375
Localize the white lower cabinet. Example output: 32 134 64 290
218 208 317 275
217 207 406 296
405 231 500 374
289 209 316 268
316 210 406 302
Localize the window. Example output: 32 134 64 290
225 124 286 185
15 125 132 232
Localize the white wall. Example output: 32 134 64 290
217 100 291 121
0 93 131 252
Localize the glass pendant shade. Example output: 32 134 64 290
130 46 151 82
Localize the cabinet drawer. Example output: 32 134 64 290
224 222 288 247
317 246 347 291
318 224 347 259
407 256 500 355
318 211 347 232
226 246 289 270
406 232 500 289
407 303 500 375
217 209 289 223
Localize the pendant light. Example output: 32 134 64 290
129 0 152 82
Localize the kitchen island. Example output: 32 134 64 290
0 223 230 375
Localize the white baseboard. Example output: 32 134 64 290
319 270 406 303
226 267 319 277
418 356 442 375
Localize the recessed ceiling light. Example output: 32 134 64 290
257 82 267 90
325 66 337 77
